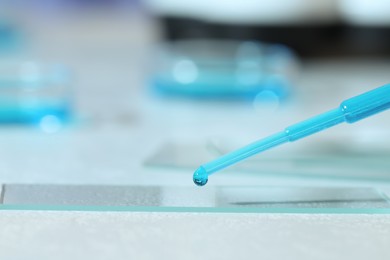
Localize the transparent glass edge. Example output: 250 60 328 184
2 205 390 214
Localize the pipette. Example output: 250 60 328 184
193 83 390 186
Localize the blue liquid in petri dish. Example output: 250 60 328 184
0 101 71 124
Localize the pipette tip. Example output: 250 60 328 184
193 167 208 186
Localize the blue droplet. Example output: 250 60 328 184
193 167 208 186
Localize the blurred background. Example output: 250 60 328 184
0 0 390 186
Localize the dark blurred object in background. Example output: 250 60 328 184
159 17 390 58
144 0 390 58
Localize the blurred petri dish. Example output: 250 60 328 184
0 61 72 130
151 39 299 100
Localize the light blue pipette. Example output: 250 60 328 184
193 83 390 186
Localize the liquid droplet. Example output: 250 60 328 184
193 167 208 186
